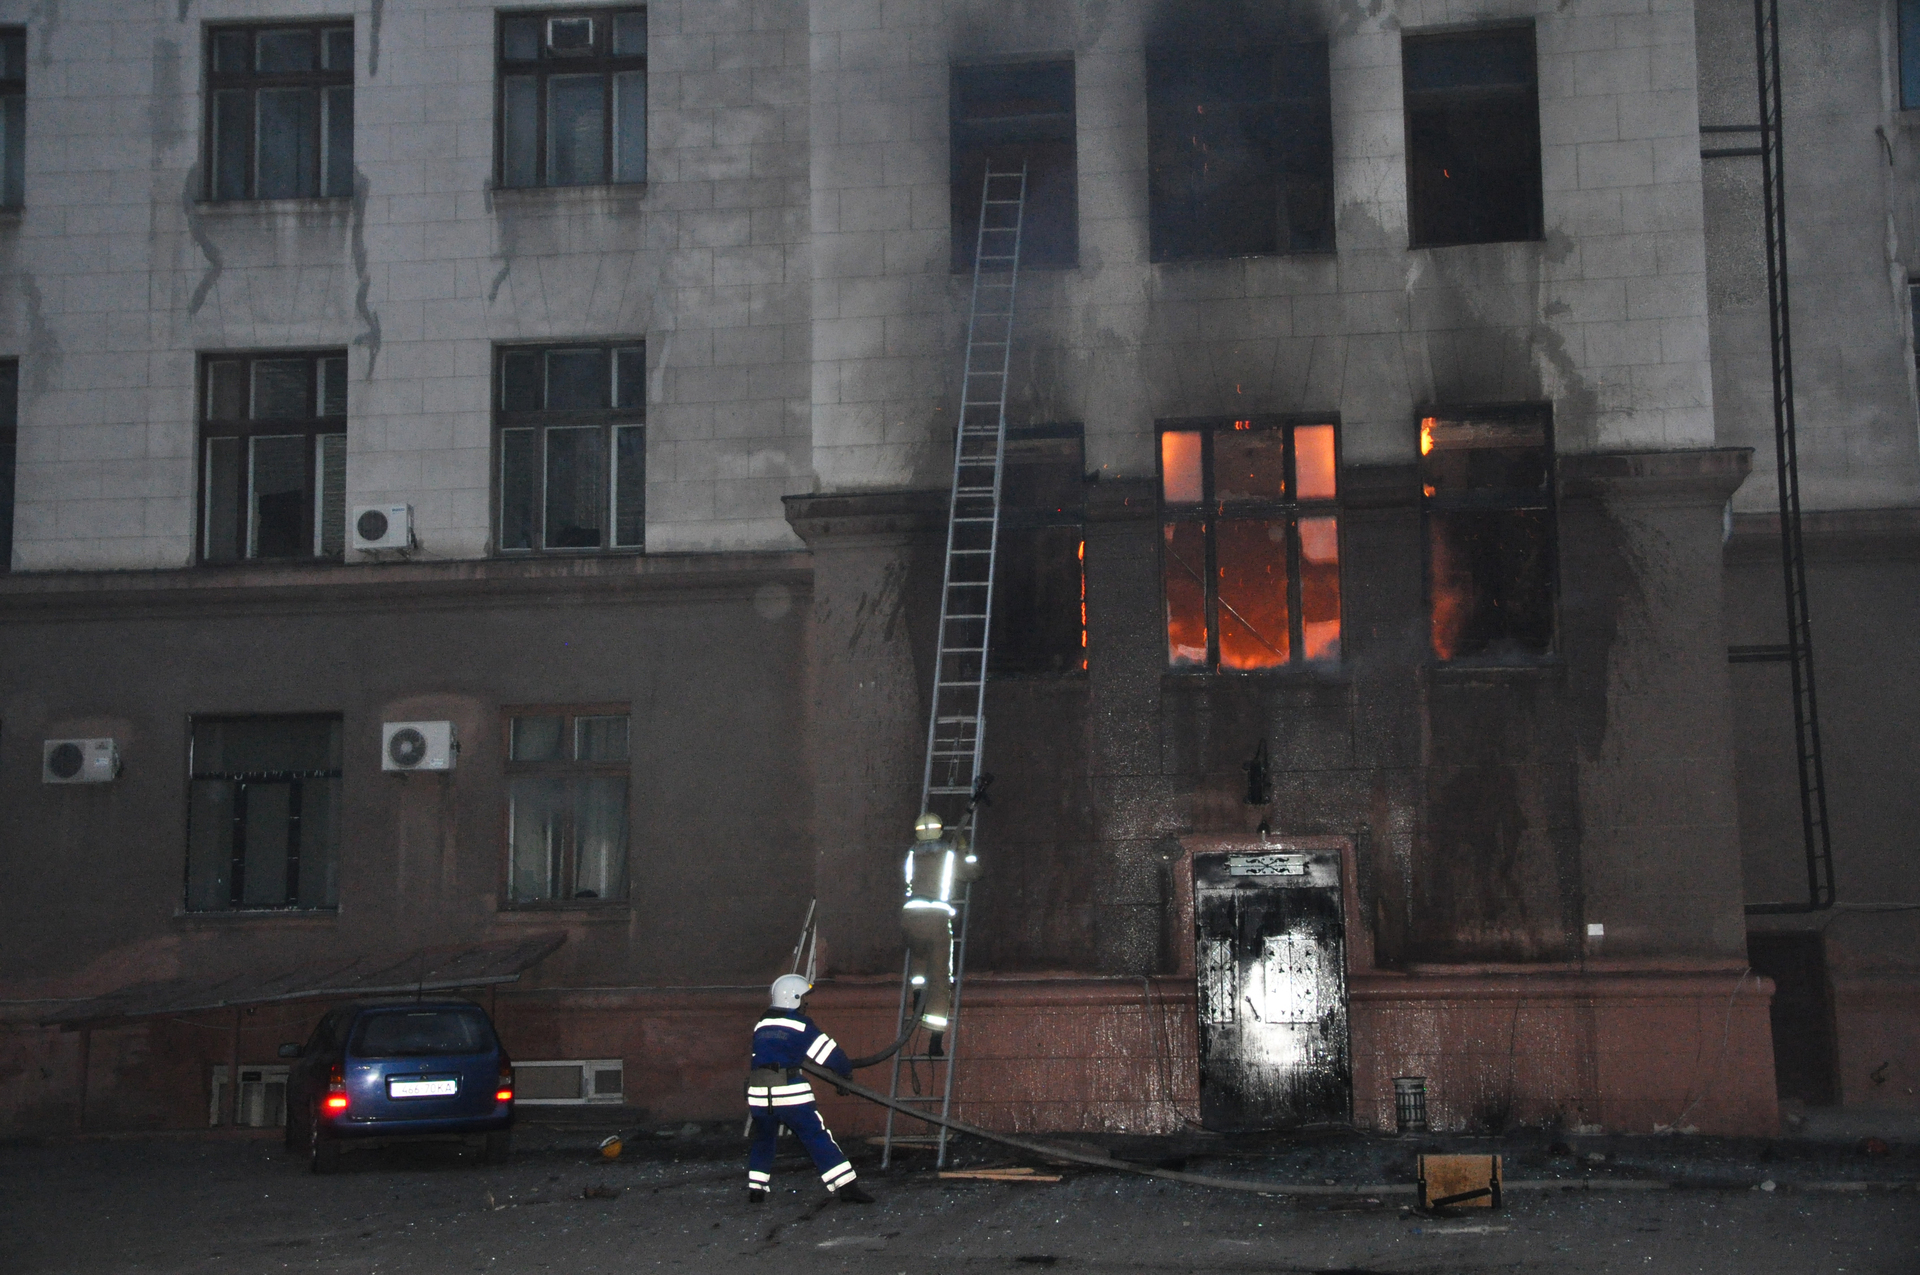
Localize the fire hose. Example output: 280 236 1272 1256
801 1058 1409 1197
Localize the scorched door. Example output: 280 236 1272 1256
1192 849 1351 1131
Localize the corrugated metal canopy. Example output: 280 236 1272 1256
39 932 567 1029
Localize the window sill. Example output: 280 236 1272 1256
1426 658 1564 682
174 907 340 926
489 182 648 212
499 901 631 918
1149 248 1337 267
192 196 353 221
1408 235 1547 251
492 548 646 560
1161 665 1351 687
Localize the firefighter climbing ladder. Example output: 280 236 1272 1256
882 161 1028 1170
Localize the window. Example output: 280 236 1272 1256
990 427 1086 675
498 8 647 188
200 352 347 562
186 715 342 912
506 709 631 903
1421 405 1555 662
1158 418 1341 672
1403 27 1542 248
951 60 1076 271
1909 281 1920 380
207 23 354 201
1147 41 1333 262
496 343 644 552
0 359 15 573
0 29 24 209
1903 0 1920 110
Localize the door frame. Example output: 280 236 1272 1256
1168 834 1374 981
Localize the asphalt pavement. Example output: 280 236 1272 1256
2 1117 1915 1273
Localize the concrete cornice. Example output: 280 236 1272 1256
1558 446 1754 504
1726 505 1920 564
0 551 813 622
782 489 949 544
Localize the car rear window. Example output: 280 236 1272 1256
349 1009 494 1058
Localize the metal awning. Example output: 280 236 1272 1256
39 932 568 1029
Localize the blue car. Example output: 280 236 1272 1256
281 998 514 1173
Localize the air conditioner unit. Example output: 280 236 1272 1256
352 505 412 551
43 738 120 784
383 721 456 772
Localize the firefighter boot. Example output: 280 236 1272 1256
834 1182 876 1204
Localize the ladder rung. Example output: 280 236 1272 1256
945 614 986 621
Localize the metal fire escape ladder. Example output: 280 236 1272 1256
881 161 1028 1170
1716 0 1834 914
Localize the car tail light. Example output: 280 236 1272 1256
324 1062 348 1113
496 1058 513 1103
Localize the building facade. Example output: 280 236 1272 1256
0 0 1913 1139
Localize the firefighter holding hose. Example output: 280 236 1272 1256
902 812 981 1055
744 974 874 1204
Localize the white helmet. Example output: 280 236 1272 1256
770 974 812 1010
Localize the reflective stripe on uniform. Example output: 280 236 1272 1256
805 1034 839 1064
769 1091 815 1107
747 1169 770 1185
755 1017 809 1033
902 899 955 915
822 1161 857 1189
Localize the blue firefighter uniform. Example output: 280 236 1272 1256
745 1010 860 1196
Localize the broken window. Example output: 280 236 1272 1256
186 715 343 912
1159 418 1341 672
0 29 23 208
951 60 1076 271
496 343 645 552
1147 41 1333 262
207 22 354 201
499 8 647 188
506 708 631 904
200 352 348 562
990 426 1087 675
1421 406 1555 662
0 359 14 573
1403 26 1542 248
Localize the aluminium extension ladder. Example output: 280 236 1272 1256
881 161 1028 1170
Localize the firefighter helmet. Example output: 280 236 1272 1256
914 813 944 841
770 974 812 1010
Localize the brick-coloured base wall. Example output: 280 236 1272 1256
1833 972 1920 1109
1 968 1781 1138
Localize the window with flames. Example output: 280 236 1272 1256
1158 418 1341 672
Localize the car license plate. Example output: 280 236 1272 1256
388 1077 459 1098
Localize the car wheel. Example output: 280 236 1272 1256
481 1130 512 1165
308 1104 342 1175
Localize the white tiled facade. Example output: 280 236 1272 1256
1 0 1736 572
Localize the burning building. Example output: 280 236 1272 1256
1 0 1915 1141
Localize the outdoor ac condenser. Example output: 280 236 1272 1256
42 738 120 784
352 504 412 551
383 721 456 772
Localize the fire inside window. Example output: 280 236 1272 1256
1158 418 1340 672
1146 40 1333 262
950 60 1077 271
1402 26 1542 248
991 428 1087 676
1420 406 1555 662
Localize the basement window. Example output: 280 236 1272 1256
207 22 354 201
1421 405 1555 662
506 708 631 904
1147 41 1333 261
1403 26 1542 248
186 715 343 912
200 352 348 562
0 359 15 574
498 8 647 188
496 343 645 553
990 427 1087 676
1159 418 1341 672
951 60 1077 271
